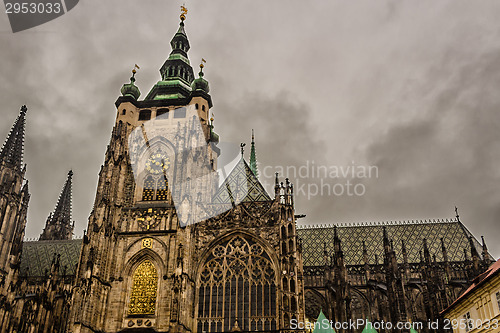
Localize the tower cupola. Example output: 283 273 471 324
120 66 141 100
146 6 195 101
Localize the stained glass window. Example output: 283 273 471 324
128 260 158 316
197 236 277 332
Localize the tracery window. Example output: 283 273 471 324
197 236 277 332
128 260 158 316
142 175 169 201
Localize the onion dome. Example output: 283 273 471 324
120 68 141 100
192 63 210 94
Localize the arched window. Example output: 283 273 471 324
282 241 287 254
139 110 151 121
291 296 297 312
142 176 155 201
288 223 293 236
197 236 277 332
290 279 296 293
128 260 158 316
156 176 168 201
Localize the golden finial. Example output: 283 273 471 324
180 5 188 21
210 112 214 122
132 64 140 76
200 58 207 69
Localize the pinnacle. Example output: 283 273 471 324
0 105 27 171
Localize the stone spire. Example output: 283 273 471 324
249 129 259 178
39 170 74 241
0 105 27 171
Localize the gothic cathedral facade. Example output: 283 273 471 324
68 13 304 333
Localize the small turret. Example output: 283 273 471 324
191 59 210 94
120 65 141 100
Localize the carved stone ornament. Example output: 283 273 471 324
135 208 165 230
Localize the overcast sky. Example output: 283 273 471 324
1 0 499 258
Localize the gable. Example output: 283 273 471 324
212 157 271 205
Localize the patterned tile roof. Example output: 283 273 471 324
212 157 271 205
297 219 492 267
20 239 82 277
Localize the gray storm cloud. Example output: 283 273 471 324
0 0 499 258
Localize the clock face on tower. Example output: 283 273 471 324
145 153 170 175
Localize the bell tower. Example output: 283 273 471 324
68 7 219 333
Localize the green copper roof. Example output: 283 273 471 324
298 220 491 266
361 320 378 333
121 75 140 100
20 239 82 277
191 69 210 94
145 20 195 101
313 310 336 333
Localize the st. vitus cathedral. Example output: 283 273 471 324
0 9 495 333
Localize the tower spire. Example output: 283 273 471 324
146 5 194 101
0 105 27 171
39 170 74 241
250 129 259 178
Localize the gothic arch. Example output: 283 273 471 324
195 232 279 332
195 229 280 275
125 236 169 257
135 139 175 202
124 248 166 277
304 289 327 322
350 287 371 321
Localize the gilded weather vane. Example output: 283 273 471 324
180 5 188 21
132 64 140 77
